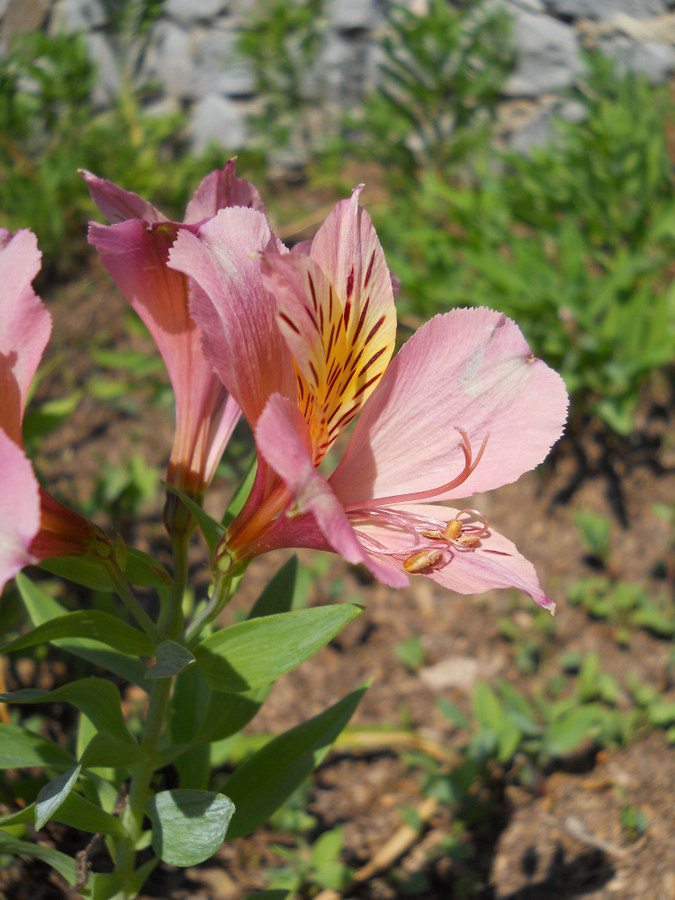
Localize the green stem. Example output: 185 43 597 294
104 560 160 644
114 676 173 896
157 531 189 639
184 570 234 645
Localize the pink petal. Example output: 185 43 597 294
168 208 295 425
309 186 396 364
358 504 554 611
331 308 569 506
0 229 51 444
255 394 408 588
81 170 166 224
184 159 268 223
88 218 235 494
0 429 40 593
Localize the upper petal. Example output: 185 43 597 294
310 187 396 358
0 229 51 444
330 308 569 505
81 170 166 224
168 208 296 425
183 159 268 223
0 429 40 593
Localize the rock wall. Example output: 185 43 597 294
1 0 674 155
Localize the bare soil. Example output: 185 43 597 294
1 260 674 900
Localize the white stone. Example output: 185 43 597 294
188 92 247 151
141 20 197 101
328 0 381 30
88 31 120 108
600 34 675 82
50 0 107 34
504 12 583 97
194 23 255 97
543 0 665 18
165 0 229 26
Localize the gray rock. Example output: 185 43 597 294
510 104 554 153
328 0 381 31
88 31 120 107
188 93 247 151
165 0 229 26
504 12 583 96
543 0 665 18
195 23 256 97
49 0 107 34
141 20 197 101
322 30 371 105
599 34 675 82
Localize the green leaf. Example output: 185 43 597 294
544 706 601 756
146 640 195 679
146 789 235 866
223 458 257 528
36 765 81 829
0 723 75 768
16 574 146 685
164 483 225 557
0 678 135 745
0 610 155 657
224 684 367 839
194 604 361 692
195 687 269 745
248 556 299 619
0 831 77 885
80 732 146 769
41 547 170 591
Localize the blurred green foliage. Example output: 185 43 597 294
0 30 228 278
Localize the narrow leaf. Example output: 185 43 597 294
194 605 361 692
224 684 367 839
0 832 77 885
80 732 145 769
41 547 170 590
0 678 135 745
146 789 235 866
0 610 154 657
16 573 148 685
0 723 74 769
36 765 81 829
164 483 225 556
146 640 195 679
248 556 298 619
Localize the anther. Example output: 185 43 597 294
403 548 444 574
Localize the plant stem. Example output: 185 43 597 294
113 675 173 897
157 531 189 639
104 560 160 644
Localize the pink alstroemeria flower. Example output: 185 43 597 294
0 229 103 594
169 188 569 610
84 161 266 503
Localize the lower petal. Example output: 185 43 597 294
255 394 408 588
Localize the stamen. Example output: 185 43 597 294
348 429 490 512
403 548 444 573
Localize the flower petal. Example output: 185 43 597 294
309 187 397 361
168 208 296 425
255 394 408 588
0 430 40 593
358 504 554 610
331 308 569 506
184 159 268 223
81 170 166 224
88 218 235 494
0 229 51 444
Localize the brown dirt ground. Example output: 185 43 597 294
1 259 674 899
